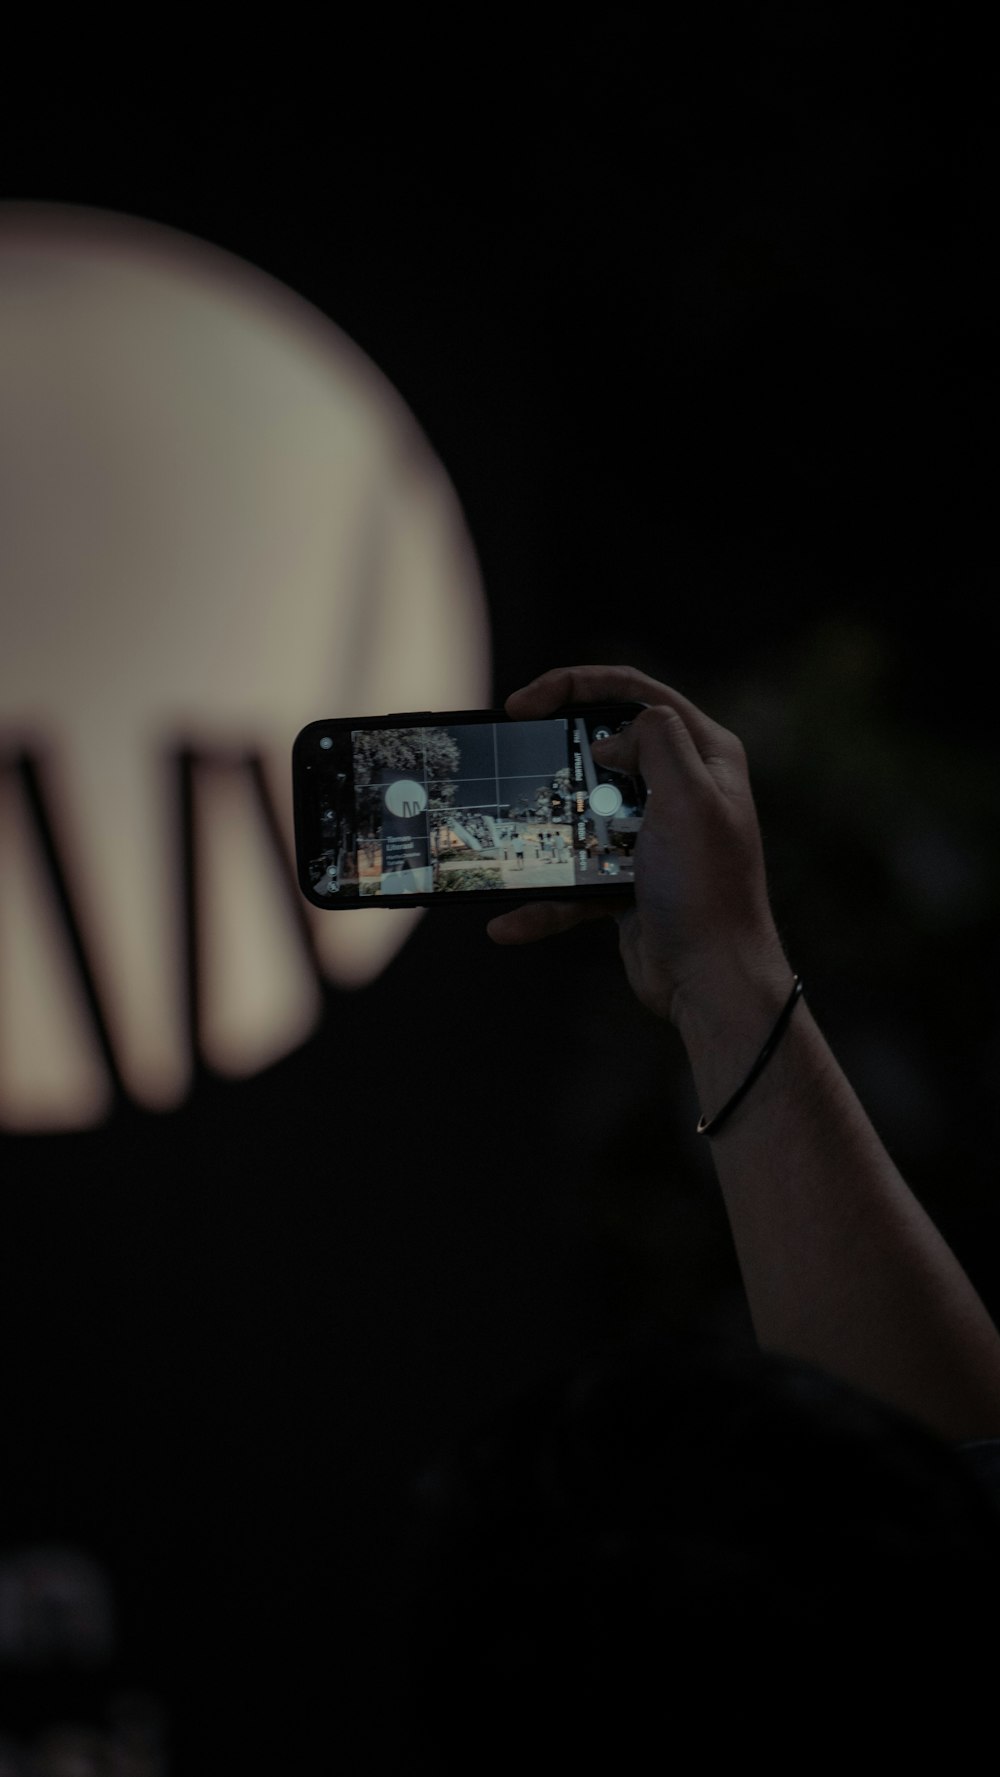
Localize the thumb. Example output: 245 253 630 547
591 704 708 797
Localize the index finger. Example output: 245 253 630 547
504 664 727 760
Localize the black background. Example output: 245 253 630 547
2 12 999 1767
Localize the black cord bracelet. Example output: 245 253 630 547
696 975 804 1137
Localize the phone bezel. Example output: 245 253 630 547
291 701 646 909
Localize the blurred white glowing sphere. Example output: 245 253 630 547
0 203 490 1131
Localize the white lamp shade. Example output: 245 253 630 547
0 204 491 1130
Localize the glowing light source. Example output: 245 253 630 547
0 204 490 1131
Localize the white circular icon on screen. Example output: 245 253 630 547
589 783 623 817
384 778 428 817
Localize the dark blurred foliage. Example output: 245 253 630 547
568 612 1000 1351
2 7 999 1766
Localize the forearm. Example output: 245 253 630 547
678 958 1000 1443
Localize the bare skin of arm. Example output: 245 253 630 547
488 664 1000 1444
675 949 1000 1442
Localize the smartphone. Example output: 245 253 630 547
292 702 647 909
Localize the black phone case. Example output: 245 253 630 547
293 700 646 909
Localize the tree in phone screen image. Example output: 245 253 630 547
352 727 461 895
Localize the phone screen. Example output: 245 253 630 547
292 704 647 908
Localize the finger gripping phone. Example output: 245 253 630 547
291 702 647 909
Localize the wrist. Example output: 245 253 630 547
675 949 800 1140
674 942 796 1056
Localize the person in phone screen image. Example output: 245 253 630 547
385 664 1000 1764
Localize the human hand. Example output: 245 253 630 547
486 665 788 1028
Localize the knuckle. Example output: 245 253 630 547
639 703 681 731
